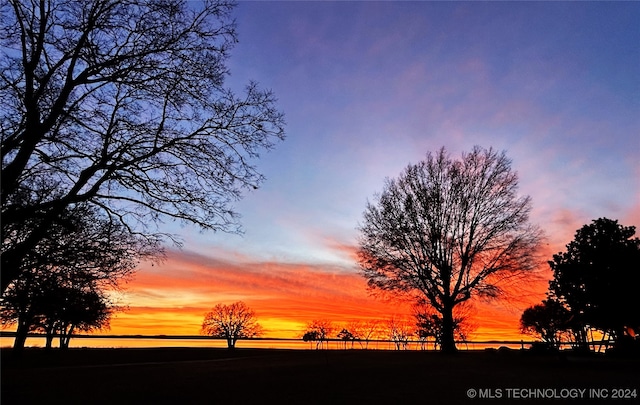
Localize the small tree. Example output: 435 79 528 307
387 317 412 350
201 302 262 349
358 146 543 352
345 320 381 349
337 328 355 349
548 218 640 347
302 330 322 349
520 299 573 350
302 320 335 350
361 320 382 349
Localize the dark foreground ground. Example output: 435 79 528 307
2 348 639 404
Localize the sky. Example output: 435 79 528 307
96 1 640 344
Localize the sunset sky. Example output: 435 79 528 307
99 1 640 344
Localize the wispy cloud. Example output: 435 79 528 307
108 246 550 341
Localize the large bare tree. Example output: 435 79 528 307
0 0 285 290
358 146 543 352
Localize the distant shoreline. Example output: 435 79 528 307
0 330 539 343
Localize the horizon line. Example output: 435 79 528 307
1 331 615 345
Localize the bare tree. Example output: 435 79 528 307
358 146 543 352
302 319 335 350
346 319 381 349
386 316 413 350
345 320 375 349
363 320 382 349
201 301 262 349
0 0 285 290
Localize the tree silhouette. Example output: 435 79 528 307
0 0 285 291
201 301 262 349
1 268 112 350
302 330 322 349
302 320 335 350
1 203 145 351
337 328 355 349
548 218 640 346
345 320 381 349
1 268 54 350
41 282 111 350
414 302 474 350
520 299 572 350
386 317 412 350
358 146 542 352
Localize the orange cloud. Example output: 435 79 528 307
108 250 408 336
102 247 551 343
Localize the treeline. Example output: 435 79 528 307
300 303 475 351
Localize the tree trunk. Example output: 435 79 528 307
573 326 590 352
60 335 70 350
45 333 54 350
13 321 30 353
440 304 458 353
59 324 74 350
227 338 235 349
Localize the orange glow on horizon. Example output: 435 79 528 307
2 246 555 347
93 248 551 343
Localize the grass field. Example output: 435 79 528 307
2 348 639 404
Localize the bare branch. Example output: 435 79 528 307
1 0 285 290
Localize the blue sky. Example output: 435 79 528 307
112 1 639 338
212 1 639 262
